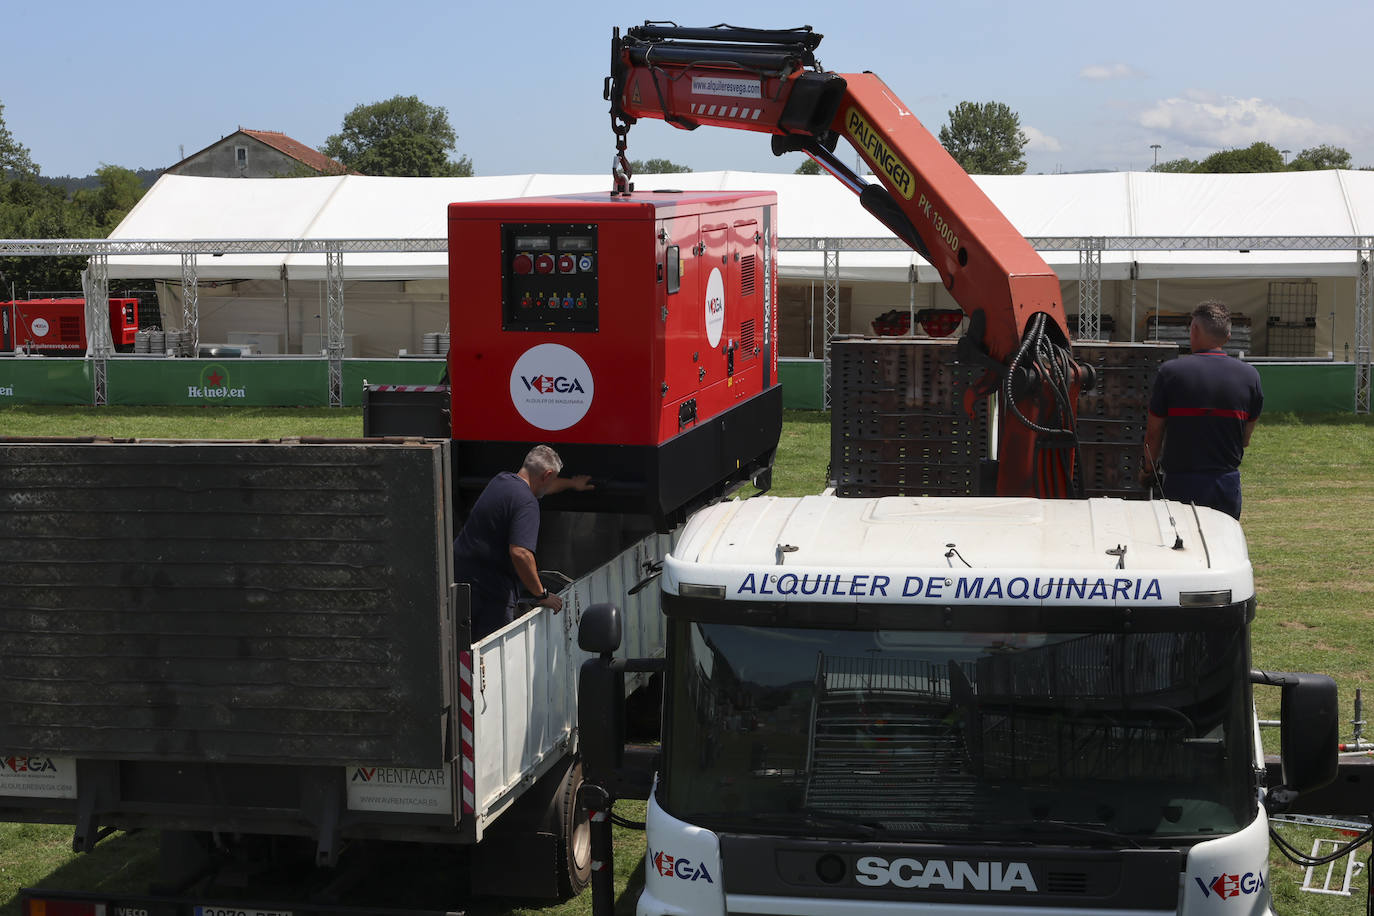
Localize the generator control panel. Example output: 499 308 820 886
502 222 599 333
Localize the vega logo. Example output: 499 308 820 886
1195 871 1267 900
650 849 714 883
509 343 594 431
704 267 725 347
3 756 58 773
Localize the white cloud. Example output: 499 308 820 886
1138 91 1351 152
1022 125 1063 153
1079 63 1143 81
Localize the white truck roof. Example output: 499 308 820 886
663 495 1253 608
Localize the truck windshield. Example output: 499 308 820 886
661 617 1253 843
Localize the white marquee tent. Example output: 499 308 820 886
104 170 1374 359
109 169 1374 281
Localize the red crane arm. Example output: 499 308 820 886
606 23 1092 498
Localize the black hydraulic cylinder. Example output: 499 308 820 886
622 41 811 74
627 23 822 52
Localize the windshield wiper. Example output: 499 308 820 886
994 818 1145 848
740 809 889 838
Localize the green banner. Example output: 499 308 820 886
779 358 824 410
1254 363 1355 414
342 360 447 407
0 358 94 405
107 359 329 407
6 355 1350 414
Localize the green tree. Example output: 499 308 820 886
937 101 1027 175
1288 144 1352 171
0 105 78 290
322 95 474 177
794 159 822 175
0 101 37 180
0 179 92 292
1196 142 1284 173
73 165 146 234
1151 157 1200 173
0 109 148 291
628 158 692 174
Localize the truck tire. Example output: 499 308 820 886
554 758 593 897
469 755 591 899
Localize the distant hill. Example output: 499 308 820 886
38 167 164 193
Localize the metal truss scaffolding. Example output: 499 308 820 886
181 253 200 353
1357 250 1372 414
1077 242 1103 341
326 248 346 407
81 253 111 405
4 234 1373 411
778 234 1374 412
822 243 840 408
0 237 445 407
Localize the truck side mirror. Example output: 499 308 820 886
578 663 625 789
1253 670 1339 799
578 602 622 655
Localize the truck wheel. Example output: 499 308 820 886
469 755 591 899
555 758 593 897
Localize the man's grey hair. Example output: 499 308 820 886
523 444 563 477
1192 300 1232 342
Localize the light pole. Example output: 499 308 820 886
1150 144 1162 167
1282 149 1291 165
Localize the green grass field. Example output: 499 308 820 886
0 406 1371 914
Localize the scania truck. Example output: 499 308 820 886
578 493 1339 915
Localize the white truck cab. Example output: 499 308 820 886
580 495 1339 916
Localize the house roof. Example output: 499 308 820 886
239 130 350 175
167 129 350 175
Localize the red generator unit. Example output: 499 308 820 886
447 190 782 526
0 298 139 354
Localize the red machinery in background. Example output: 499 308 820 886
447 190 781 526
0 298 139 354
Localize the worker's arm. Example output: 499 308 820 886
510 545 563 612
1142 413 1166 481
1242 419 1256 448
543 474 595 497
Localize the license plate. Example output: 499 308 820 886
194 907 293 916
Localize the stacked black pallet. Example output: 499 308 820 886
830 338 989 497
1074 341 1179 497
831 338 1178 499
1147 314 1252 355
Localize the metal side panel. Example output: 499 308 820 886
470 603 573 837
470 528 673 832
567 530 675 669
0 439 454 768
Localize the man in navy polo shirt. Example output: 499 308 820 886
1143 301 1263 519
453 445 593 639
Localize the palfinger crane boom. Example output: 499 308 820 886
606 22 1093 498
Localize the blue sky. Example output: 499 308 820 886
5 0 1371 179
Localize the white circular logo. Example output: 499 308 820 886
31 318 50 338
509 343 594 431
704 267 725 348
